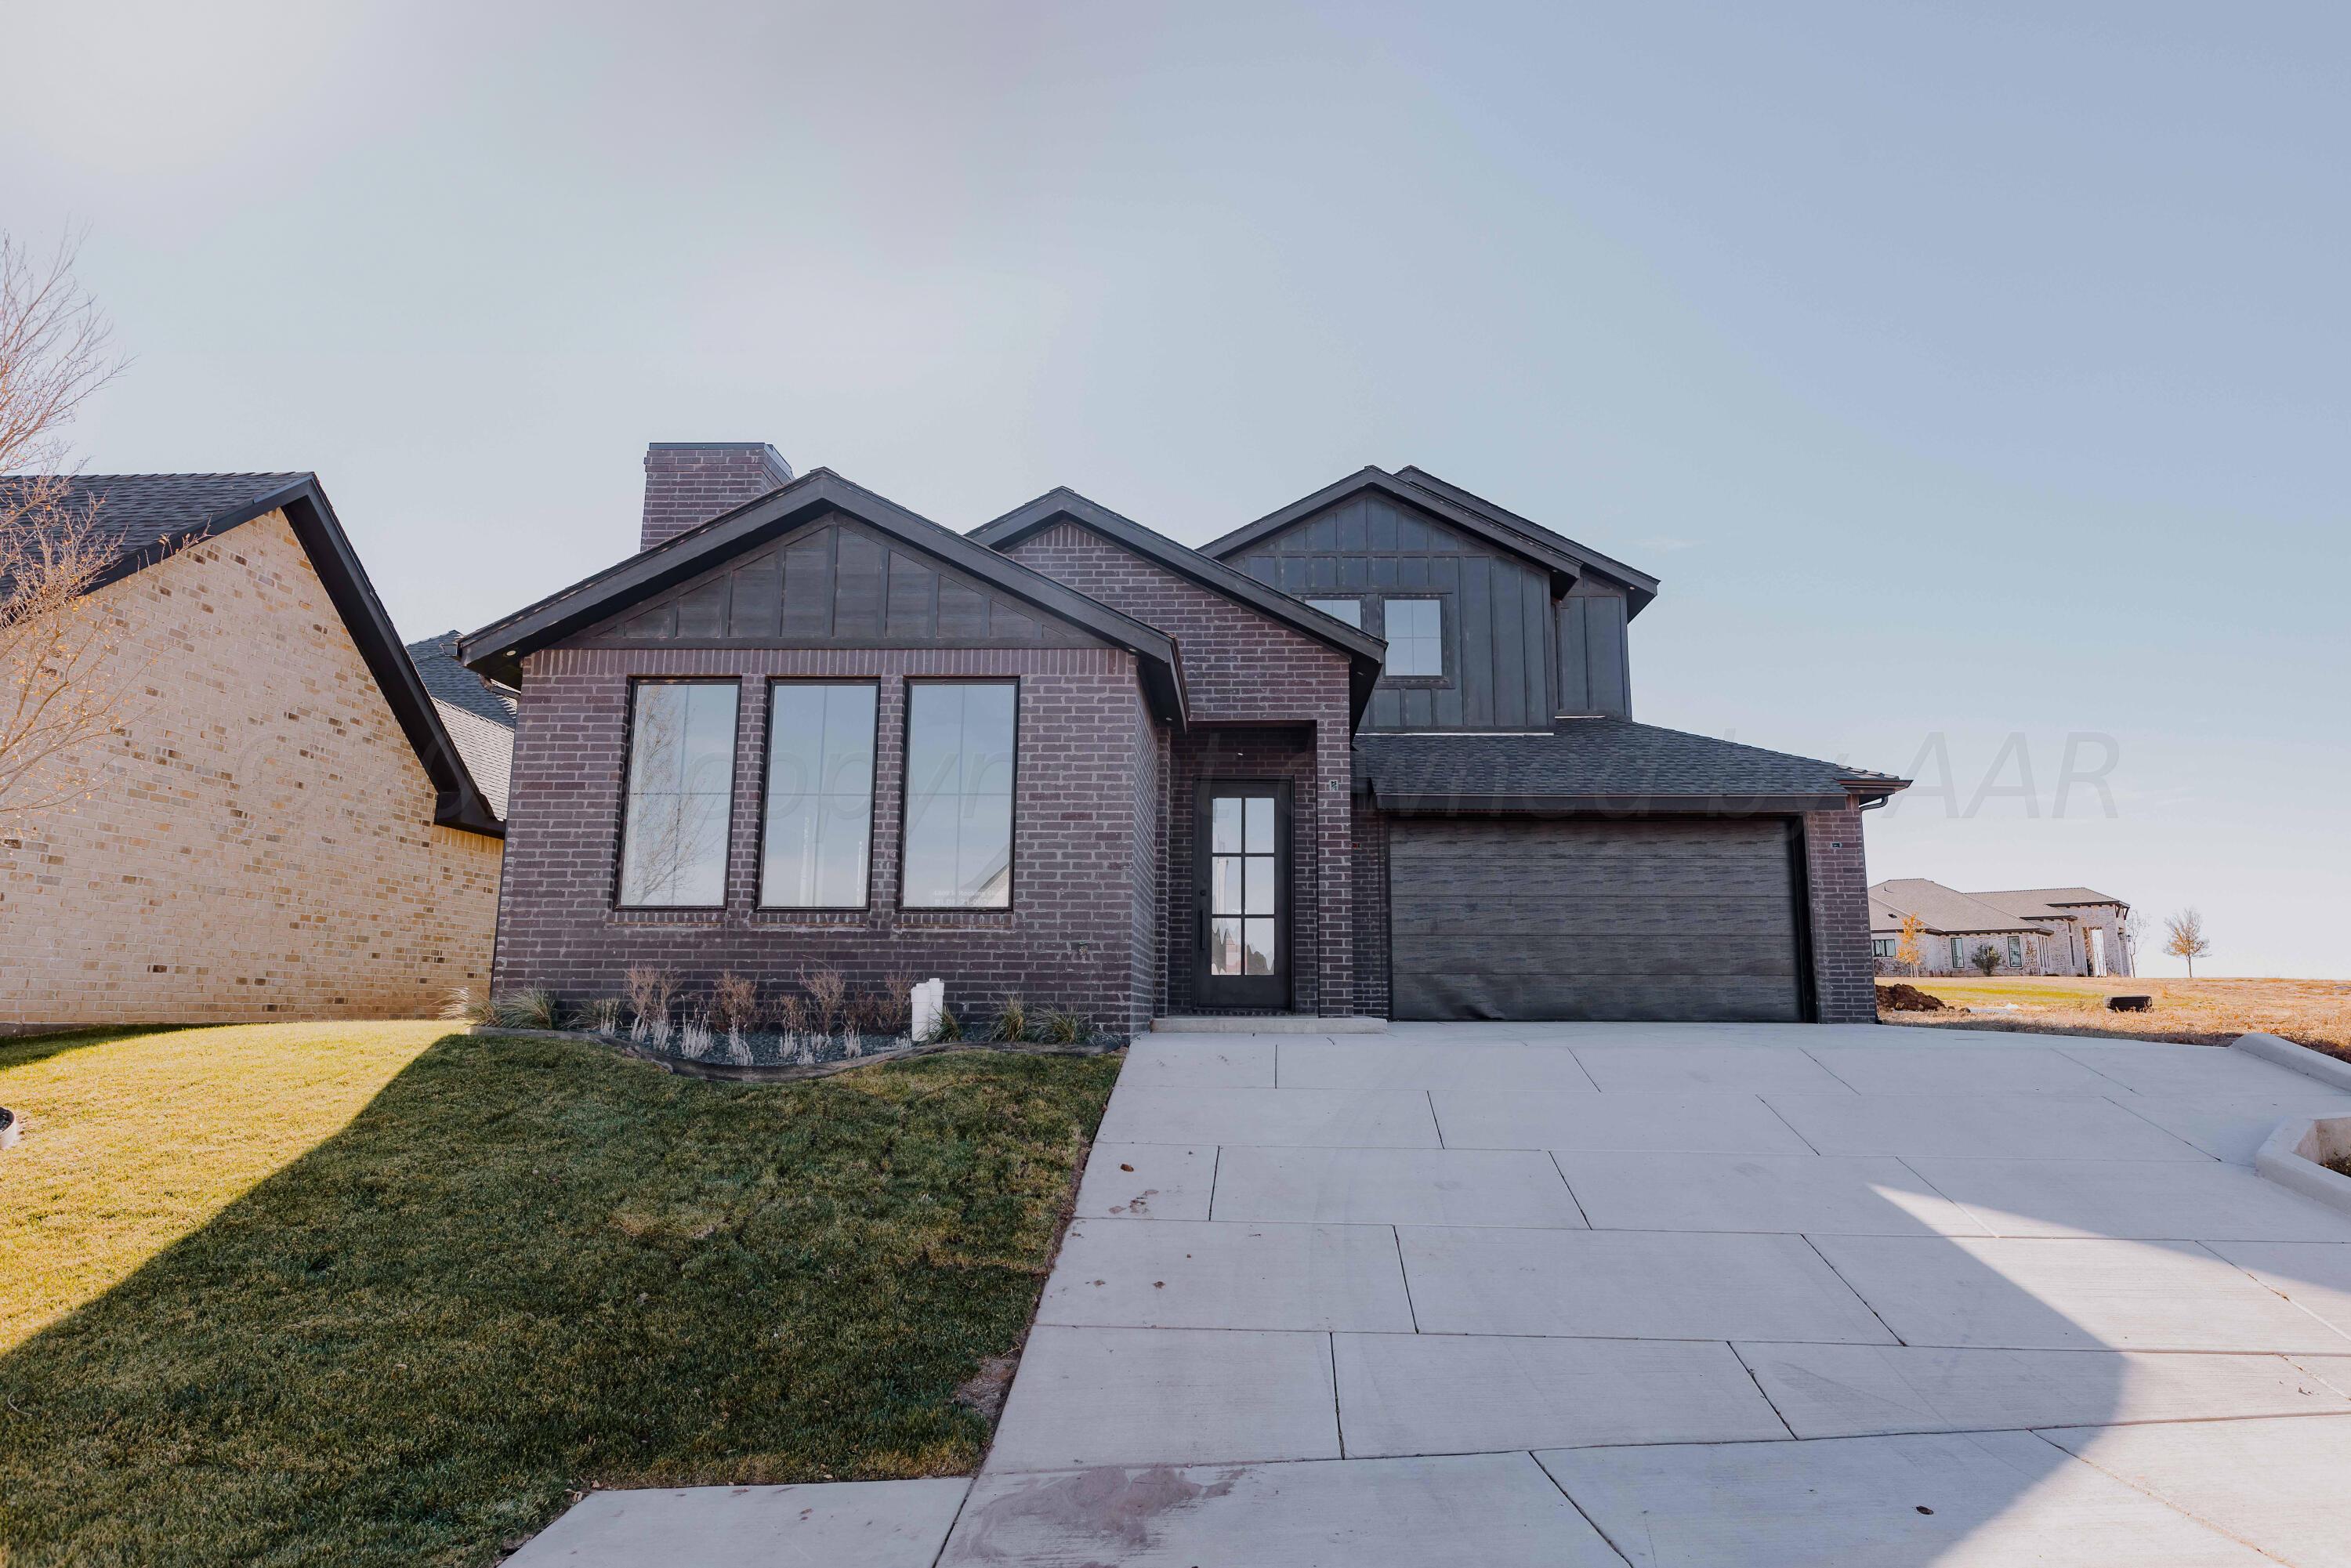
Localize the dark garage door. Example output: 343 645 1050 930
1388 817 1807 1022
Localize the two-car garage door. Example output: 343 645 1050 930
1388 817 1808 1022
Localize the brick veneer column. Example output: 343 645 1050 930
1803 799 1877 1023
1005 523 1359 1016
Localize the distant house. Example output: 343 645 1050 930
0 474 510 1032
1871 878 2133 977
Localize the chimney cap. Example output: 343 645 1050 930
646 441 788 454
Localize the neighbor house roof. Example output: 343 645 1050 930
1199 465 1661 615
460 468 1191 724
968 486 1389 722
1972 886 2127 914
2 473 503 836
1355 717 1906 815
1870 878 2055 935
406 632 517 820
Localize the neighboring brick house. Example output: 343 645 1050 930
0 475 509 1031
465 444 1907 1030
1871 878 2135 977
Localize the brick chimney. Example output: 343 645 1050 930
639 442 794 552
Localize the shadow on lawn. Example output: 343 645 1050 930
0 1030 1116 1568
0 1024 188 1073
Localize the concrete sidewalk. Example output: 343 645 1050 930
943 1022 2351 1566
512 1022 2351 1566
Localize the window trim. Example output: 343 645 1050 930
613 675 742 913
897 676 1021 911
1375 593 1450 685
753 677 882 913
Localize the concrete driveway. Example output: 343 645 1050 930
939 1022 2351 1566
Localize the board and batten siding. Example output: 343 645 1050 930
1228 491 1555 731
585 514 1102 650
1557 581 1632 718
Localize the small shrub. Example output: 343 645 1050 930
487 989 561 1030
802 966 848 1035
878 972 919 1036
625 967 678 1038
932 1006 962 1044
771 992 809 1035
439 987 487 1023
571 997 625 1034
989 995 1031 1043
1970 944 2002 976
678 1015 715 1059
712 972 760 1041
1038 1007 1086 1045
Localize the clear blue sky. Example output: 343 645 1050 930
5 2 2343 976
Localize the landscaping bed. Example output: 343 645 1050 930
0 1023 1118 1567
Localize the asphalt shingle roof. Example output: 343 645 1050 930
1354 717 1900 807
405 631 519 728
1870 878 2055 935
0 473 308 562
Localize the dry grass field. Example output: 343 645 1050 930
1881 974 2351 1062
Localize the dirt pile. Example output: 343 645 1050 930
1876 983 1951 1013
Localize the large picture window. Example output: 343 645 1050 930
1380 597 1444 677
618 680 739 907
761 683 878 908
902 682 1016 909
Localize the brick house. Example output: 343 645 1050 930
1871 878 2135 977
0 475 509 1031
464 444 1907 1030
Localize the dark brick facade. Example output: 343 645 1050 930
1003 522 1359 1016
491 500 1889 1030
640 443 794 552
490 643 1165 1033
1802 801 1878 1023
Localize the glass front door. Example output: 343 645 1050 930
1196 781 1289 1009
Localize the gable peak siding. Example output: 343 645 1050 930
1223 493 1559 731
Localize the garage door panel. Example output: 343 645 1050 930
1396 971 1802 1023
1391 895 1795 938
1397 932 1802 978
1388 817 1805 1023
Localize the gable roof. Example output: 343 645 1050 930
1972 886 2127 915
459 469 1190 724
1357 717 1906 815
968 487 1389 722
1391 467 1661 615
407 632 517 821
1199 466 1660 616
3 473 503 837
1870 878 2056 935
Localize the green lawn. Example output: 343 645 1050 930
0 1023 1117 1567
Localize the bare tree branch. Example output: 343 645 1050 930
0 232 143 825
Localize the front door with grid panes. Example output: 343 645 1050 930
1194 780 1290 1009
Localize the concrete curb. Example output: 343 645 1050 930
2254 1114 2351 1219
2231 1031 2351 1092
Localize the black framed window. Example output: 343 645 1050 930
760 682 878 909
1303 596 1363 628
1380 597 1444 677
902 681 1016 909
618 679 738 907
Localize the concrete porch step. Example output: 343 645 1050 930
1152 1015 1388 1034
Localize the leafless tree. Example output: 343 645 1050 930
2164 907 2211 979
0 232 136 824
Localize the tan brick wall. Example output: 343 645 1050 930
0 511 502 1029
